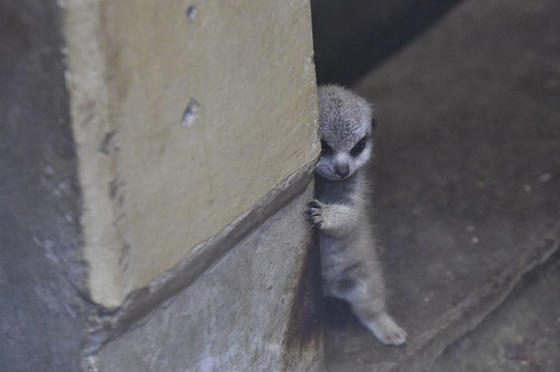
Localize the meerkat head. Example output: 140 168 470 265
315 85 375 181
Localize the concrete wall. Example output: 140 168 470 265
91 185 323 372
65 0 319 308
1 0 322 370
0 1 88 371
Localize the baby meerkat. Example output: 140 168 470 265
305 85 407 346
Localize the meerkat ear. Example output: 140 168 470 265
371 117 377 130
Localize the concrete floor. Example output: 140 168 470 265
432 254 560 372
323 0 560 370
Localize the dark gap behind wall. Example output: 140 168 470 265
310 0 463 86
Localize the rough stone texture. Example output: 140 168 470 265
92 184 324 372
64 0 319 307
432 253 560 372
0 1 89 371
324 0 560 370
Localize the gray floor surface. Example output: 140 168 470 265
431 254 560 372
324 0 560 370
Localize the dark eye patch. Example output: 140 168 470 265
320 140 334 155
350 136 368 157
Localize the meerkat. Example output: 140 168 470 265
305 85 407 346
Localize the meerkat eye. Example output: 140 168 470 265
320 140 334 155
350 136 367 157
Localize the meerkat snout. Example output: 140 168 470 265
334 162 349 178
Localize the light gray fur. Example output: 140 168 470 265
306 85 407 346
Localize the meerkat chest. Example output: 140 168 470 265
315 173 361 205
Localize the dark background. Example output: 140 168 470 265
311 0 462 85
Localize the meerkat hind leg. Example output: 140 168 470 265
330 273 407 345
351 298 407 346
334 257 407 345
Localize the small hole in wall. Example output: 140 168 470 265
186 5 197 21
182 98 200 127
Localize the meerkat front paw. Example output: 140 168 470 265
365 313 407 346
304 200 325 229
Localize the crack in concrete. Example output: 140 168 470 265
391 222 560 372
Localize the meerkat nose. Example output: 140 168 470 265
335 163 349 178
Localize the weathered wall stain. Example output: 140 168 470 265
283 230 324 368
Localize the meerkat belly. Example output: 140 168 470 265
316 175 368 292
319 227 371 294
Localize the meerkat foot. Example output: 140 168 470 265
364 313 407 346
304 200 325 229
